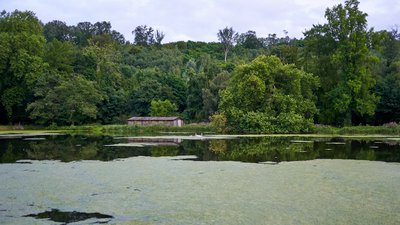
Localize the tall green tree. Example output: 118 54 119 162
303 0 379 125
93 21 111 35
217 27 238 62
44 39 77 73
202 71 230 119
128 68 184 116
237 30 263 49
72 21 94 46
154 30 165 46
373 29 400 123
132 25 154 46
132 25 164 46
28 73 103 125
0 10 47 122
150 99 178 116
219 55 319 133
43 20 72 42
183 55 222 121
82 40 128 123
184 68 208 121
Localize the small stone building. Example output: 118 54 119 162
127 117 184 127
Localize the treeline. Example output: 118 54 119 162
0 0 399 132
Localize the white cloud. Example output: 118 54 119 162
2 0 399 43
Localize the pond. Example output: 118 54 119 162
1 133 400 224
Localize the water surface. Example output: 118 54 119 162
1 134 400 163
0 134 399 224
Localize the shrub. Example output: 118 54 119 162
210 113 227 133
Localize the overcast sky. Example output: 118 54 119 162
2 0 399 43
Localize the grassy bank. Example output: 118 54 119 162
0 124 48 132
312 124 400 135
1 124 400 136
59 124 215 136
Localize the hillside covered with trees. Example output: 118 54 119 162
1 0 399 133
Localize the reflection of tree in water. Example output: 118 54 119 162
214 137 318 163
307 139 399 162
0 135 141 162
0 139 33 163
26 137 95 162
179 137 317 162
209 140 228 153
1 144 21 163
191 137 400 163
1 135 400 163
351 140 399 162
180 140 210 159
150 146 179 157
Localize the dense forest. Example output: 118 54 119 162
1 0 399 133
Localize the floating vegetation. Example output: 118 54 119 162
0 136 22 140
158 131 193 134
104 143 159 147
170 155 199 160
0 132 63 140
258 161 280 165
0 144 399 224
115 135 239 141
290 140 314 143
23 138 46 141
387 138 400 141
326 142 346 145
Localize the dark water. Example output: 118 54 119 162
1 134 399 163
24 209 113 224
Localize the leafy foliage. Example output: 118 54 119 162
0 10 46 121
132 25 164 46
150 99 178 116
303 0 379 125
0 5 399 131
27 73 103 125
219 55 319 133
209 113 227 133
217 27 238 62
374 29 400 124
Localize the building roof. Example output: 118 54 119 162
127 116 181 121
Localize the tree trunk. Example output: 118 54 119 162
344 110 352 126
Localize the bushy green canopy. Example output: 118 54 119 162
219 55 319 133
150 99 178 117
